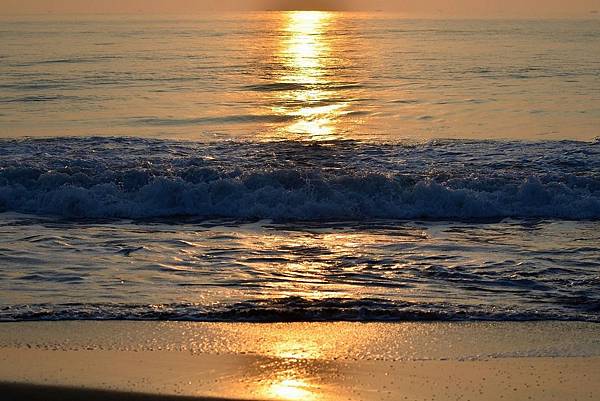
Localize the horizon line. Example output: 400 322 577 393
1 10 598 19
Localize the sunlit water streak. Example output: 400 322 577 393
273 11 347 140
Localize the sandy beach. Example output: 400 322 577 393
1 321 599 401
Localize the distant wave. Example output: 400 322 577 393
130 114 296 126
1 137 599 221
2 297 598 322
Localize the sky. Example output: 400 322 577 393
1 0 599 17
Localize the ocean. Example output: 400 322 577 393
1 12 599 322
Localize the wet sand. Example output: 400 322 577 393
0 322 599 401
0 382 241 401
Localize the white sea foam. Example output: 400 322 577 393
1 138 599 220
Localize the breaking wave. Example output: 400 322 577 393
1 137 599 221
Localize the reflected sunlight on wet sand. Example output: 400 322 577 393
2 321 600 400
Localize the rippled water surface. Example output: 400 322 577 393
1 13 599 140
1 214 600 321
0 13 599 322
1 138 599 321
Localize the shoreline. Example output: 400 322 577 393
1 321 599 400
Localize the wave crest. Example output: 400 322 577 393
1 137 599 220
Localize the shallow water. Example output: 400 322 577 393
2 215 600 321
1 137 600 322
3 321 600 360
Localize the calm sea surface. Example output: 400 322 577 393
0 13 599 321
1 13 599 140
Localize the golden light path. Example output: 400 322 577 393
275 11 348 140
267 378 318 400
260 329 328 400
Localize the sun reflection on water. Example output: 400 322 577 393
284 11 330 78
241 230 391 301
275 11 349 140
267 377 319 400
272 337 323 360
261 335 324 400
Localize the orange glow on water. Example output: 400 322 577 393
260 330 326 400
284 11 330 76
275 11 349 140
267 377 319 400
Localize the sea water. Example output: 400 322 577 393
0 13 599 322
